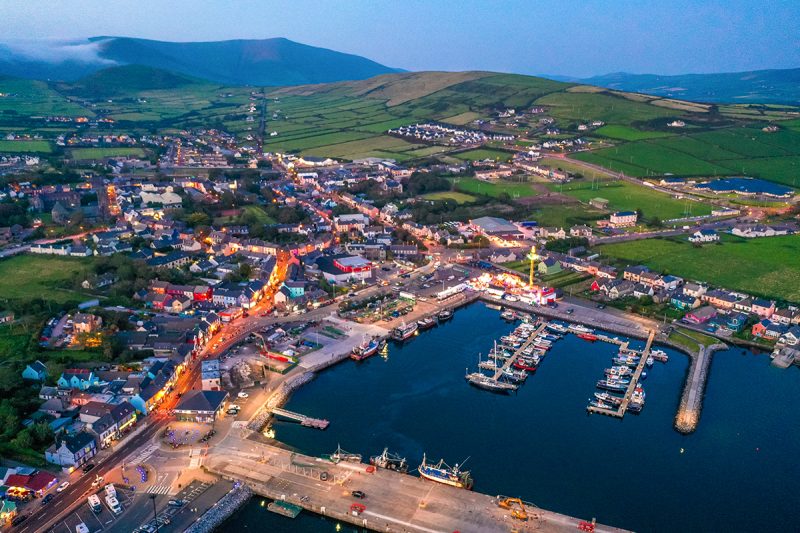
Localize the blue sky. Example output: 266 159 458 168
1 0 798 77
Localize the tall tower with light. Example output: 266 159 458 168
527 245 538 287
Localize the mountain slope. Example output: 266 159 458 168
58 65 203 97
0 37 401 86
577 67 800 105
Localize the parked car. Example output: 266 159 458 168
56 481 70 492
167 499 186 507
82 463 95 473
237 392 249 399
42 494 55 505
351 490 366 499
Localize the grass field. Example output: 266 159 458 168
452 177 537 198
0 140 53 153
551 179 712 220
594 125 675 141
0 255 95 303
598 234 800 302
69 147 146 159
574 127 800 186
452 148 513 162
241 205 276 224
535 91 678 124
422 191 477 203
528 204 606 228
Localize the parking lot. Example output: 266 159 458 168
48 485 136 533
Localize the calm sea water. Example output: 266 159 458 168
220 303 800 533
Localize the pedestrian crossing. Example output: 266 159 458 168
124 442 159 465
147 484 172 495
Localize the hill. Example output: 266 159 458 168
576 67 800 105
0 37 401 86
58 65 203 97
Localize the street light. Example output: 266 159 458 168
150 493 159 531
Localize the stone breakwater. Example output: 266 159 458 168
674 343 726 434
185 483 252 533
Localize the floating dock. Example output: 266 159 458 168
491 321 547 380
267 500 303 518
587 330 655 418
271 407 330 429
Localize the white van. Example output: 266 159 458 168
87 494 102 514
104 483 116 499
105 494 122 515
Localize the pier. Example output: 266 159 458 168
271 407 330 429
206 440 630 533
587 330 655 418
674 343 725 433
491 321 547 380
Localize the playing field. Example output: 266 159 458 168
0 140 53 153
0 255 96 303
452 148 513 162
597 234 800 302
69 147 146 159
452 177 537 198
551 179 712 220
421 191 477 203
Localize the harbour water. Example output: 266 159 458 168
221 303 800 532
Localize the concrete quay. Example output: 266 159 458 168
674 343 726 434
205 441 630 533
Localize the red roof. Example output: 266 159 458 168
27 471 57 491
5 472 57 491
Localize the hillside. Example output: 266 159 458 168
0 36 401 86
58 65 204 97
576 67 800 105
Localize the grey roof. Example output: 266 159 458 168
174 390 229 413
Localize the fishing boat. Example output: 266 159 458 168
465 371 518 393
502 368 528 382
577 332 598 342
596 378 628 392
568 324 593 334
650 350 669 362
417 454 473 489
351 337 381 361
327 444 362 464
546 323 568 333
500 309 517 321
604 366 632 377
478 360 499 371
646 356 655 367
512 358 538 372
437 309 454 322
594 391 623 405
416 316 437 331
612 355 640 367
391 321 418 341
588 399 613 410
370 448 409 472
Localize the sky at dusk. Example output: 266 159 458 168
1 0 798 77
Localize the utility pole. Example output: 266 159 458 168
150 494 159 531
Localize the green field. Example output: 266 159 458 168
528 204 606 228
241 205 276 224
598 234 800 302
69 147 146 160
0 140 53 153
453 148 513 162
552 179 712 220
594 125 675 141
575 127 800 186
452 177 537 198
422 191 477 204
535 91 678 124
0 255 95 303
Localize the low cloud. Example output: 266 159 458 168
0 39 117 65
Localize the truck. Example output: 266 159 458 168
87 494 102 514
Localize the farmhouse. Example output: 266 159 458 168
688 229 719 243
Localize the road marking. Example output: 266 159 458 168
147 484 173 495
